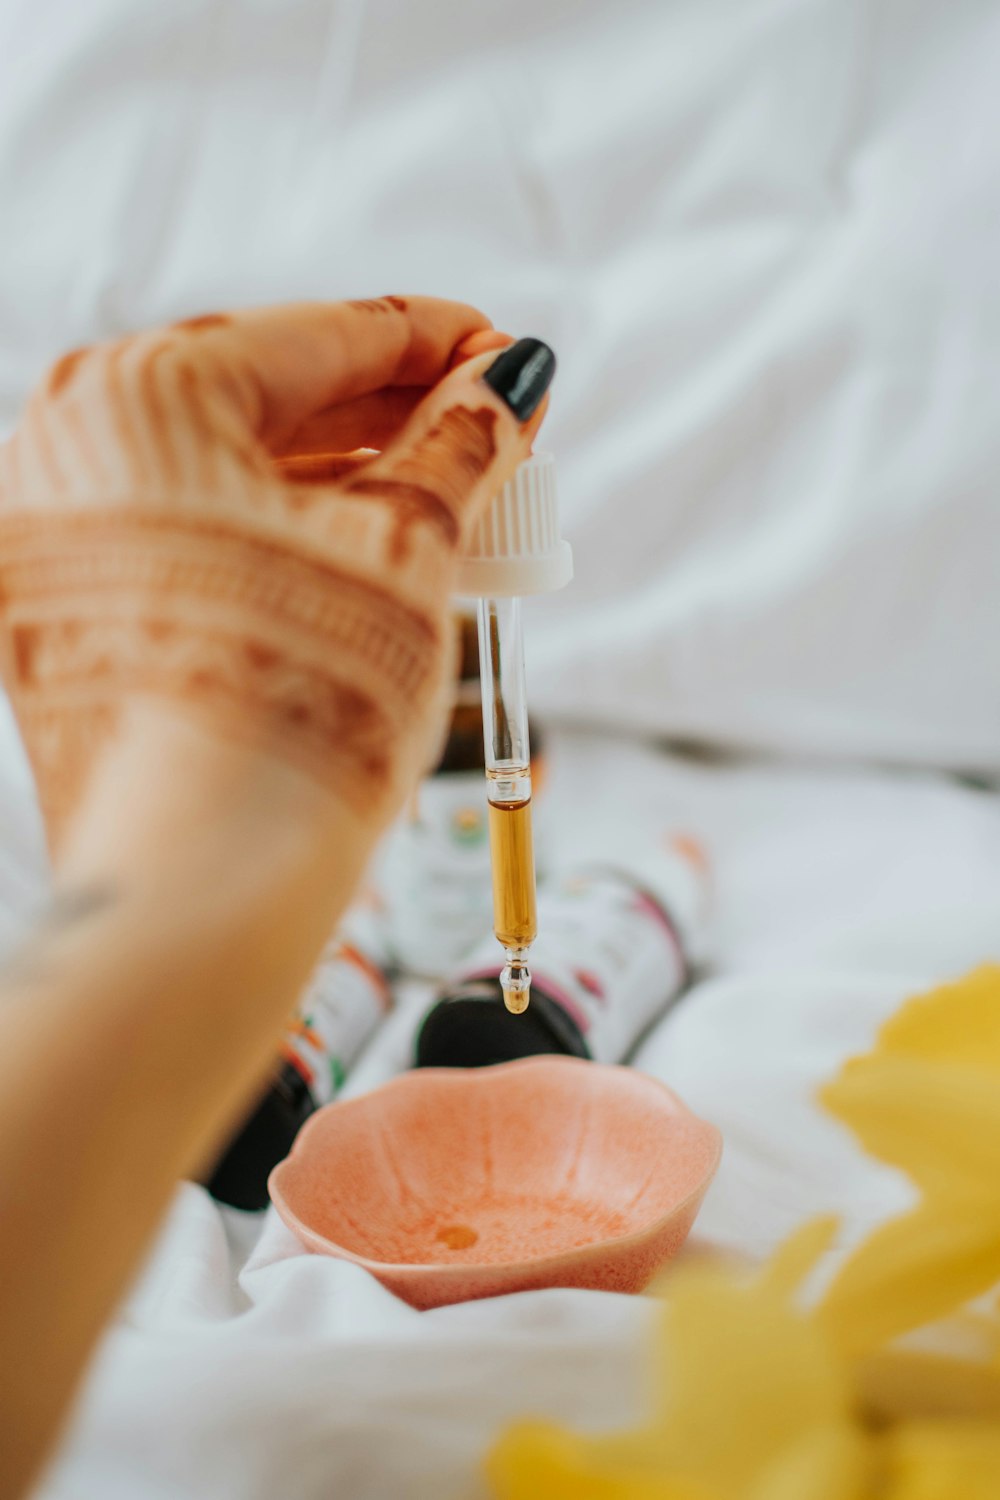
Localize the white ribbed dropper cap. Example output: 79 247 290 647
456 452 573 598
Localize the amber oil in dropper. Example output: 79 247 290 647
486 766 537 1012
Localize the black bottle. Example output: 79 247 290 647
204 1058 313 1212
415 975 588 1068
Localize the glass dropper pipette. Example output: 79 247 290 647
456 452 573 1017
476 595 537 1012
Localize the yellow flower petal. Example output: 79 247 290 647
857 1347 1000 1426
820 1057 1000 1199
884 1420 1000 1500
872 966 1000 1071
757 1216 840 1300
744 1424 870 1500
816 967 1000 1351
486 1422 706 1500
819 1200 1000 1357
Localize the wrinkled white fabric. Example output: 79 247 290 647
1 0 999 769
0 715 987 1499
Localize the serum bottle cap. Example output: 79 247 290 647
456 452 573 599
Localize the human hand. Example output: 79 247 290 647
0 299 554 861
0 302 555 1498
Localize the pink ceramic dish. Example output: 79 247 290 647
269 1056 722 1310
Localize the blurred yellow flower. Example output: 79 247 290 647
818 965 1000 1354
488 1220 870 1500
486 965 1000 1500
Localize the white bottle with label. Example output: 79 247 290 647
281 900 393 1106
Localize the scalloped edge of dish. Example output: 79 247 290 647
269 1056 722 1282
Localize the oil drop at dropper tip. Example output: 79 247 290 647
501 955 531 1014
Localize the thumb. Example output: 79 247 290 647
337 337 556 556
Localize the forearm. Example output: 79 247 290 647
0 703 376 1498
0 299 555 1497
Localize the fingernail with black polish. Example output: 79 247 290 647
481 337 556 422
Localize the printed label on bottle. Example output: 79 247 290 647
281 939 392 1107
379 771 495 974
459 869 688 1064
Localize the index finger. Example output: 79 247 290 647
170 296 493 448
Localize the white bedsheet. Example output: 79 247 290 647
9 721 994 1500
2 0 1000 772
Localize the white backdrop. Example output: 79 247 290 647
1 0 998 773
2 10 1000 1493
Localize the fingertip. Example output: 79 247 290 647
432 345 555 450
448 329 516 371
